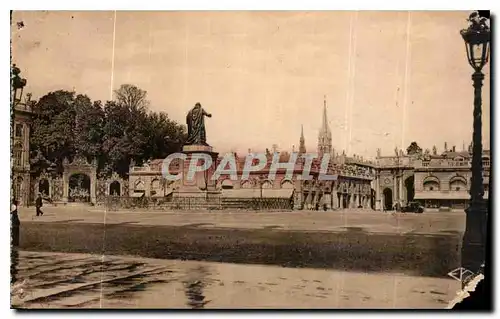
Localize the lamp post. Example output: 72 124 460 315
460 11 490 285
11 64 27 106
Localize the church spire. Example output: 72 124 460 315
299 124 306 154
322 95 329 134
318 95 332 157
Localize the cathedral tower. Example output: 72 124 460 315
299 124 306 154
318 96 333 157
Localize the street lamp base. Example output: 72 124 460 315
462 199 488 279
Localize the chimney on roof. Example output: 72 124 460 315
452 146 456 152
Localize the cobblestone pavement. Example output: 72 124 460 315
18 206 465 235
11 250 460 309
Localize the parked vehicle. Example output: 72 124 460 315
401 201 424 214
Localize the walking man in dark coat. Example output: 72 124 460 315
35 193 44 216
11 199 20 247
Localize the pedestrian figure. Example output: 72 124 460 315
396 202 401 212
11 199 20 247
35 193 44 216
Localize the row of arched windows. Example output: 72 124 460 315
422 175 467 191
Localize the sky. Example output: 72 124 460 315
11 11 491 159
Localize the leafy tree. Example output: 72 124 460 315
74 95 104 159
406 141 423 156
30 85 186 179
143 111 186 160
30 90 77 174
101 100 147 176
114 84 149 110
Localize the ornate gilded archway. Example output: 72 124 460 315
106 172 126 197
62 155 97 204
34 171 53 198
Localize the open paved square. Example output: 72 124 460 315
17 206 465 235
12 250 460 309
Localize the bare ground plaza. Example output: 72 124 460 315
17 206 464 234
12 251 458 309
12 207 464 309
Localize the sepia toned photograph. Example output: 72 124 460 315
10 10 490 309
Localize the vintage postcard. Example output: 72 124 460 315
10 10 490 309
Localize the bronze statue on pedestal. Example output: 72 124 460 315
185 103 212 146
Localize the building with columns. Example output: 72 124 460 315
127 97 376 210
12 97 34 206
373 145 490 211
128 151 376 211
373 148 413 210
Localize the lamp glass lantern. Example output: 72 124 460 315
11 64 28 105
460 20 491 72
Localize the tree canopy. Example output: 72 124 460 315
30 85 186 177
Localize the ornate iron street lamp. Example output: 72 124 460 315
459 11 490 285
11 64 27 106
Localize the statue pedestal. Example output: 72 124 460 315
174 145 220 197
182 145 214 153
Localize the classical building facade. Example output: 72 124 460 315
12 97 34 206
127 151 376 210
373 149 413 211
127 97 376 210
18 86 486 213
373 145 490 211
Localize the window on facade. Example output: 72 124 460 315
423 180 440 191
482 157 490 167
221 179 234 190
134 180 145 193
151 179 161 196
13 150 22 166
15 124 23 137
450 180 466 192
484 185 489 192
